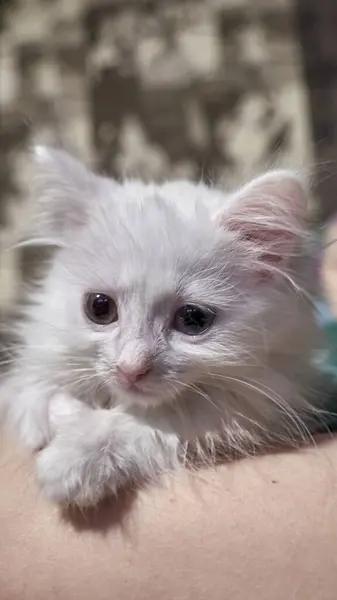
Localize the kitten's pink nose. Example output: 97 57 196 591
116 361 151 387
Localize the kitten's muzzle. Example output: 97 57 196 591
116 361 151 389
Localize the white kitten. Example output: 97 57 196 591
0 147 324 506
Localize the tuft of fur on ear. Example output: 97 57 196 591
215 170 309 272
17 146 97 249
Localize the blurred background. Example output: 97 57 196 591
0 0 336 314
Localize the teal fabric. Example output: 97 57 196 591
315 302 337 433
316 302 337 377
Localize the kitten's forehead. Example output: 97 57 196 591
91 182 221 261
68 180 229 294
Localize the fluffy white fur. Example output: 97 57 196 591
0 147 324 506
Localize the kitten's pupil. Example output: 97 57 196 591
93 295 109 317
174 305 215 335
85 293 118 325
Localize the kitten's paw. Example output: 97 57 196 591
17 393 83 452
4 382 51 451
17 409 50 452
36 437 119 507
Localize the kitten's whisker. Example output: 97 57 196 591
0 358 17 368
233 410 270 436
176 380 222 413
66 368 96 375
167 382 189 422
208 372 315 446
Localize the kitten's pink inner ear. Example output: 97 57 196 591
215 172 308 268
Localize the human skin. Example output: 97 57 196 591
0 434 337 600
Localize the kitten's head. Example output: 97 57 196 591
23 147 316 409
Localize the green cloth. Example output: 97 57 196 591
315 302 337 433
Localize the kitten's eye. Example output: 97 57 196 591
173 304 215 336
84 293 118 325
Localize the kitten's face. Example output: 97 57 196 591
41 180 301 408
27 148 310 409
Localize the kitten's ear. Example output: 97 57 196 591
215 170 309 270
21 146 97 247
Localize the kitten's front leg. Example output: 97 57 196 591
36 401 180 507
2 377 52 451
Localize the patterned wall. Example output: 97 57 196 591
0 0 329 314
296 0 337 219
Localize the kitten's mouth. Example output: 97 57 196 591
125 385 147 395
115 380 171 407
112 371 181 406
116 379 154 397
